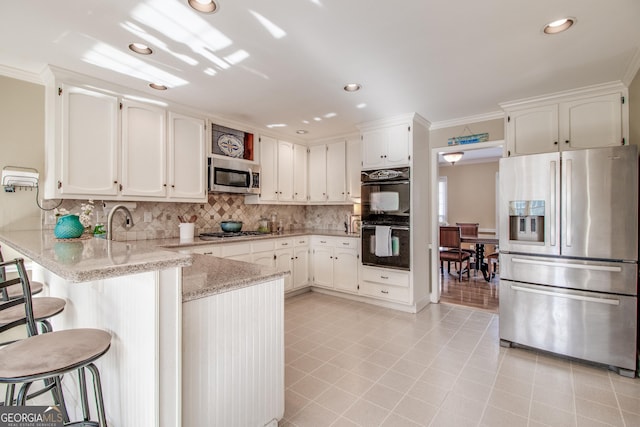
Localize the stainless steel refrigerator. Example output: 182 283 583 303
499 145 638 377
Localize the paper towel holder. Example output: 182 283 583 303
2 166 39 192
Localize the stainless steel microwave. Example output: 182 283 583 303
208 157 260 194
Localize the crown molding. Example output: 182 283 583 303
622 47 640 87
430 111 504 130
0 64 47 85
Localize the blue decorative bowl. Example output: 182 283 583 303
54 214 85 239
221 221 242 232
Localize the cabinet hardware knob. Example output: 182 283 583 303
565 140 570 144
381 276 389 279
57 181 62 189
171 185 175 188
119 184 123 191
554 141 558 145
381 290 389 294
204 252 213 255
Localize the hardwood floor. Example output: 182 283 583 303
439 264 499 313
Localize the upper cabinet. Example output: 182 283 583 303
308 140 346 203
346 137 361 200
49 83 206 202
361 123 411 169
249 136 307 203
502 84 628 157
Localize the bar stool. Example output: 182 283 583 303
0 245 44 301
0 258 111 426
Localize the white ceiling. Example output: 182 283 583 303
1 0 639 141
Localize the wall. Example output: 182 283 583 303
0 76 45 257
439 160 499 230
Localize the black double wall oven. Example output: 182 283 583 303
360 167 410 270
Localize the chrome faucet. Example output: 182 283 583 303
106 204 134 240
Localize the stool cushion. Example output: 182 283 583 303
5 281 44 299
0 328 111 382
0 297 66 325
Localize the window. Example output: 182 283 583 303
438 176 447 224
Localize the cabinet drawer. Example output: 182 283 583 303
360 281 410 303
312 237 334 247
293 237 309 247
275 238 294 249
189 245 222 256
221 243 251 257
361 267 409 287
335 238 358 249
252 240 275 253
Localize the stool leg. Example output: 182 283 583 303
17 382 32 405
4 384 15 406
78 367 91 422
87 363 108 427
53 376 71 423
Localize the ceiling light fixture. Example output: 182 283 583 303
443 152 464 165
543 17 575 34
188 0 218 13
149 83 168 90
343 83 361 92
128 42 153 55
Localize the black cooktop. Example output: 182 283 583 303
199 231 266 240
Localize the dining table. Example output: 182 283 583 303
461 234 499 281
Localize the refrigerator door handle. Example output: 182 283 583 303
510 285 620 306
565 158 572 247
550 160 557 247
512 257 623 272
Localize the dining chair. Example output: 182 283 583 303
487 251 499 281
439 226 471 281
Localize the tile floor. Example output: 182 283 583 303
281 292 640 427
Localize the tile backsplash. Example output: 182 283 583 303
47 195 355 241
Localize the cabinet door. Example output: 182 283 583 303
560 93 623 150
346 137 361 200
326 140 346 202
293 143 308 202
293 246 309 289
275 249 293 291
121 100 167 197
308 145 327 202
506 105 559 156
258 136 278 201
333 248 358 293
59 85 119 196
252 251 275 268
277 140 294 201
167 112 206 201
361 129 387 169
312 246 333 287
385 123 410 166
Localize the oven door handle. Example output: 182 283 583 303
362 225 410 231
361 181 410 186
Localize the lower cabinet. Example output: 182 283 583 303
311 236 359 293
360 266 410 303
292 238 310 290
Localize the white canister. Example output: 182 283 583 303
179 222 195 242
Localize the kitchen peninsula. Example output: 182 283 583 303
0 228 286 427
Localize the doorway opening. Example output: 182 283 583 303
429 140 503 312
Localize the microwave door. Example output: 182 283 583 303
561 146 638 260
499 152 560 256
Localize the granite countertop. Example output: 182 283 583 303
0 229 192 283
0 228 359 302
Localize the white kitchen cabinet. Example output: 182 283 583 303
167 112 206 200
503 87 627 157
188 245 222 256
277 141 294 201
361 123 410 169
258 135 278 201
293 143 308 202
311 236 359 291
308 141 346 203
275 248 293 291
121 100 167 197
346 137 361 200
360 266 410 303
57 84 119 197
292 238 310 289
53 83 205 202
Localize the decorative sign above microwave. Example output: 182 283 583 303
211 123 254 161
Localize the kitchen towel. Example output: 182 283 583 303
375 225 392 257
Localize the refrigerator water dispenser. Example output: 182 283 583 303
508 200 544 242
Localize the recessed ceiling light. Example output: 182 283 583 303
543 17 575 34
188 0 218 14
266 123 287 128
343 83 361 92
149 83 167 90
296 130 308 134
128 43 152 55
